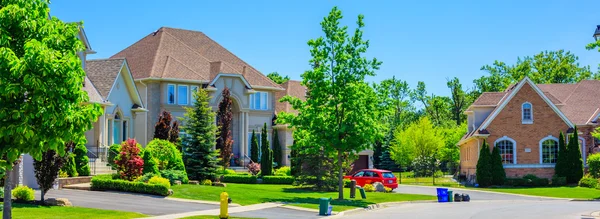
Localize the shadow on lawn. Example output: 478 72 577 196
265 197 375 208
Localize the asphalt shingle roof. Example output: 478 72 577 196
85 59 125 99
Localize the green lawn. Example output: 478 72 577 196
182 216 262 219
12 203 147 219
171 183 435 212
476 186 600 199
393 173 462 187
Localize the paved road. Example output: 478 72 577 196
36 189 219 216
394 185 552 200
232 207 324 219
342 200 600 219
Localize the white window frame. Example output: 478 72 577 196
190 85 199 104
167 84 176 105
178 85 189 105
539 135 559 164
522 102 533 124
494 136 517 165
250 92 269 110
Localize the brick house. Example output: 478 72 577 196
459 77 600 180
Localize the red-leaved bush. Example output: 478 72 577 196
247 162 261 175
115 139 144 181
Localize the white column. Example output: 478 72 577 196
238 111 245 164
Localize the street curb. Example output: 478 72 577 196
397 184 573 201
164 197 240 207
326 200 438 218
279 205 320 213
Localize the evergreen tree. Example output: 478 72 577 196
567 127 584 183
490 144 506 185
554 132 568 177
182 88 220 181
476 141 492 187
73 144 91 176
142 149 160 175
373 141 383 169
250 130 259 163
216 88 233 168
378 130 400 171
272 130 282 168
290 146 299 176
260 123 273 176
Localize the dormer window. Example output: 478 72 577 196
522 102 533 124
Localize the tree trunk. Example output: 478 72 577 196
3 168 12 219
337 150 344 200
41 190 45 204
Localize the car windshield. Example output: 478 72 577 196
382 172 395 178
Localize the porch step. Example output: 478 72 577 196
63 183 91 191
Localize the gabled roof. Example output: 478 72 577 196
83 76 103 103
111 27 281 89
275 80 306 114
86 59 126 99
477 77 574 130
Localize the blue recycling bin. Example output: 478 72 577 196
436 188 449 203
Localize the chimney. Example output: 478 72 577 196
242 65 247 76
210 61 222 80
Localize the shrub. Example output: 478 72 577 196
219 169 236 175
384 186 393 193
59 170 68 178
579 176 598 188
146 139 185 171
91 174 169 196
363 184 375 192
343 179 352 188
260 123 273 176
74 144 91 176
12 185 34 201
60 153 78 177
115 139 144 181
222 175 257 184
201 179 212 186
476 141 492 187
148 176 171 189
160 169 189 184
262 176 295 184
490 145 506 185
272 131 282 168
587 153 600 178
551 175 567 186
108 144 121 170
247 162 260 175
275 166 291 176
142 149 160 175
136 173 159 183
506 175 549 187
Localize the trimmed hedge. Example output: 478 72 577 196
222 175 257 184
551 175 567 186
91 174 169 196
505 175 549 187
578 176 598 188
262 176 294 184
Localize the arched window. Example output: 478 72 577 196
495 137 516 164
522 102 533 123
540 136 559 164
113 113 121 144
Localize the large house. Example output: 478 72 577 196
459 77 600 180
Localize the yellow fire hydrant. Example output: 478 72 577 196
219 192 229 219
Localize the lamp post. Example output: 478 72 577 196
594 25 600 41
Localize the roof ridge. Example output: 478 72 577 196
87 58 125 62
164 56 206 80
562 81 582 103
162 29 213 63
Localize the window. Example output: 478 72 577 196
191 86 199 104
541 138 558 164
364 171 375 177
382 172 395 178
495 139 515 164
122 120 128 142
113 114 120 145
178 85 189 105
167 84 175 105
522 102 532 123
250 92 269 110
353 171 364 177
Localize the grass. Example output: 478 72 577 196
171 183 435 212
181 216 262 219
393 172 462 187
12 203 147 219
476 186 600 199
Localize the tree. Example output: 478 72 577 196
390 117 444 167
169 121 180 146
474 50 595 94
182 88 220 181
0 1 103 217
115 139 144 181
566 127 584 183
267 72 290 84
154 111 180 144
250 130 259 163
438 124 466 173
60 146 78 178
73 144 91 176
476 141 492 187
216 88 234 169
142 149 160 175
33 144 74 202
447 77 468 126
272 130 282 168
490 144 506 185
278 7 381 199
585 38 600 75
260 123 273 176
554 132 568 178
411 82 452 127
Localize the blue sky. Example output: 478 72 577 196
50 0 600 96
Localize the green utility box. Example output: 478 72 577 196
358 187 367 199
319 198 332 216
447 190 453 202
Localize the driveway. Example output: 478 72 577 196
342 200 600 219
37 189 219 216
394 185 552 200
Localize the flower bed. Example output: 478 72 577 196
91 174 170 196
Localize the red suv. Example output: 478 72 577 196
344 169 398 189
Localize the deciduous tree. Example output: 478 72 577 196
115 139 144 181
216 88 233 169
33 143 74 202
447 77 468 126
279 7 381 199
0 1 102 216
390 117 443 168
267 72 290 84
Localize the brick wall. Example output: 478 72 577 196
459 138 479 177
